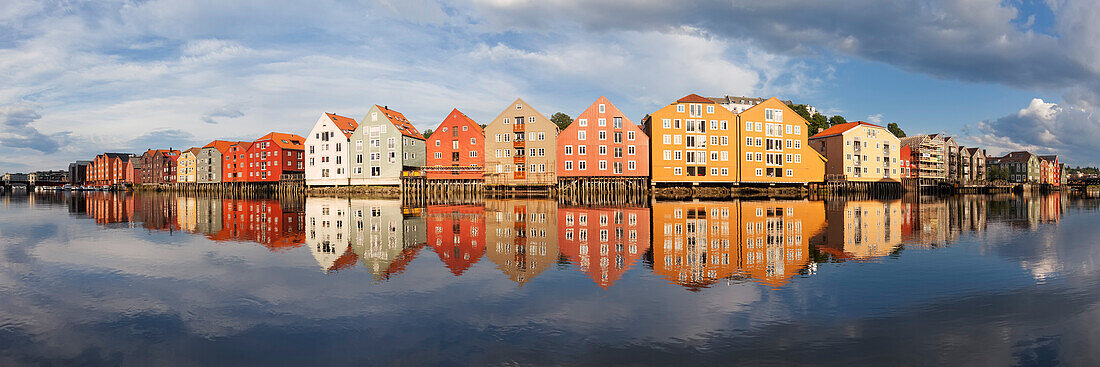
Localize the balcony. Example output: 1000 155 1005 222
513 139 525 147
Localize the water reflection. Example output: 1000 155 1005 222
40 191 1076 290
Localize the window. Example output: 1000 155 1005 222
746 152 753 161
755 122 762 132
579 160 587 170
614 117 622 129
786 169 794 177
599 131 606 140
598 118 606 127
627 131 635 140
434 152 442 159
627 146 635 155
765 108 783 122
677 104 685 113
755 168 763 176
628 161 636 170
707 105 714 114
599 104 606 113
599 160 607 170
578 145 586 155
674 167 682 175
578 131 586 140
565 146 572 155
662 119 671 129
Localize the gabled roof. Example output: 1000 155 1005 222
1039 155 1058 162
676 94 714 104
325 113 359 139
431 108 483 137
376 105 424 140
999 151 1035 163
966 147 982 155
203 140 239 154
184 147 201 157
809 121 884 139
255 132 305 150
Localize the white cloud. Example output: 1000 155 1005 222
966 98 1100 165
867 113 883 124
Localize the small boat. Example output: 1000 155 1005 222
61 184 73 191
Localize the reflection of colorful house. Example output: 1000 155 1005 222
557 206 651 288
347 199 427 280
177 196 198 232
305 197 356 273
485 199 559 285
823 200 903 260
426 204 486 276
652 200 825 290
85 193 136 225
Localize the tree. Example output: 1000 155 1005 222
789 104 812 122
551 112 573 131
828 115 847 127
808 113 829 136
887 122 906 138
422 129 433 139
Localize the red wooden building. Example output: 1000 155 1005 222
140 149 180 184
899 145 913 179
244 132 306 182
426 204 486 276
223 142 253 182
426 109 485 180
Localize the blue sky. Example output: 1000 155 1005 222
2 0 1100 172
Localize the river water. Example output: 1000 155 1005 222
0 192 1097 365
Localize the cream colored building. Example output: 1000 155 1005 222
809 121 900 182
483 98 558 187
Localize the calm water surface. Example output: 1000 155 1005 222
0 192 1097 365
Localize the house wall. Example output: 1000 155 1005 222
177 152 196 183
426 110 485 180
197 147 222 183
648 99 738 183
557 96 649 178
736 99 826 183
812 125 900 182
305 114 352 186
483 99 558 186
350 106 405 186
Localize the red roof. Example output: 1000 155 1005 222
377 105 425 140
809 121 884 139
325 113 359 139
327 246 359 273
255 132 305 150
676 94 715 104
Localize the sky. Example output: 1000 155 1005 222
2 0 1100 172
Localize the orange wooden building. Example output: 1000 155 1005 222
425 109 485 180
556 96 649 179
222 142 253 182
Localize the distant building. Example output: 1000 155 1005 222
223 141 253 182
899 135 947 183
962 147 986 183
197 140 236 184
899 145 913 179
68 161 91 186
707 95 815 115
929 134 961 182
1039 155 1061 186
991 151 1040 183
140 149 180 184
176 147 201 183
808 121 900 182
89 153 135 186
